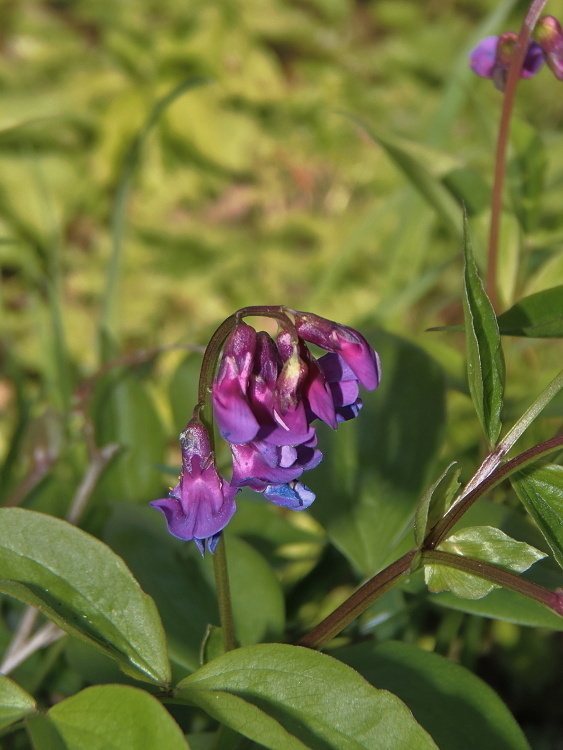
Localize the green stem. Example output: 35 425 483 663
213 535 237 652
486 0 548 310
297 550 417 649
422 549 563 615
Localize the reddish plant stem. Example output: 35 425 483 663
425 434 563 549
487 0 548 309
297 550 416 649
423 549 563 615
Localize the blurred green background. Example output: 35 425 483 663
1 0 563 746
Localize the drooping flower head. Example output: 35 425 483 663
150 412 238 554
470 32 544 90
152 306 381 552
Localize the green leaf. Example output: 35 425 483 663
497 286 563 338
0 675 36 731
29 685 190 750
309 330 446 575
425 526 546 599
335 641 530 750
512 464 563 568
414 462 460 548
219 535 285 647
176 643 437 750
463 215 505 447
0 508 170 685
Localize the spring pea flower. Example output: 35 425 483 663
470 32 544 90
536 16 563 80
152 306 380 552
150 413 238 554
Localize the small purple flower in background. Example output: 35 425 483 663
470 32 544 90
150 414 238 554
152 307 380 552
536 16 563 80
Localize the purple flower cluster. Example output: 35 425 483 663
470 17 563 90
151 310 381 553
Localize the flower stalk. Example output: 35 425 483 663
487 0 549 309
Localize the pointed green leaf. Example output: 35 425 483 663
463 216 505 446
176 643 437 750
0 508 170 685
425 526 546 599
0 675 36 731
31 686 190 750
497 285 563 338
336 641 530 750
512 464 563 568
414 462 460 547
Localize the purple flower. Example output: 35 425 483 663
153 307 380 550
470 33 544 90
150 416 238 554
536 16 563 80
291 310 381 391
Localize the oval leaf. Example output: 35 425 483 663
425 526 546 599
0 675 36 731
511 464 563 568
0 508 170 685
176 643 437 749
463 215 505 447
32 685 189 750
336 641 530 750
497 285 563 338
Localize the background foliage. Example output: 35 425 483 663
1 0 563 748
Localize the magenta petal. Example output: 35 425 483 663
213 380 260 443
470 36 498 78
338 337 381 391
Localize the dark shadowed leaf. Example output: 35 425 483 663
336 641 530 750
309 330 446 575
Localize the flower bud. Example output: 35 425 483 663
536 15 563 79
